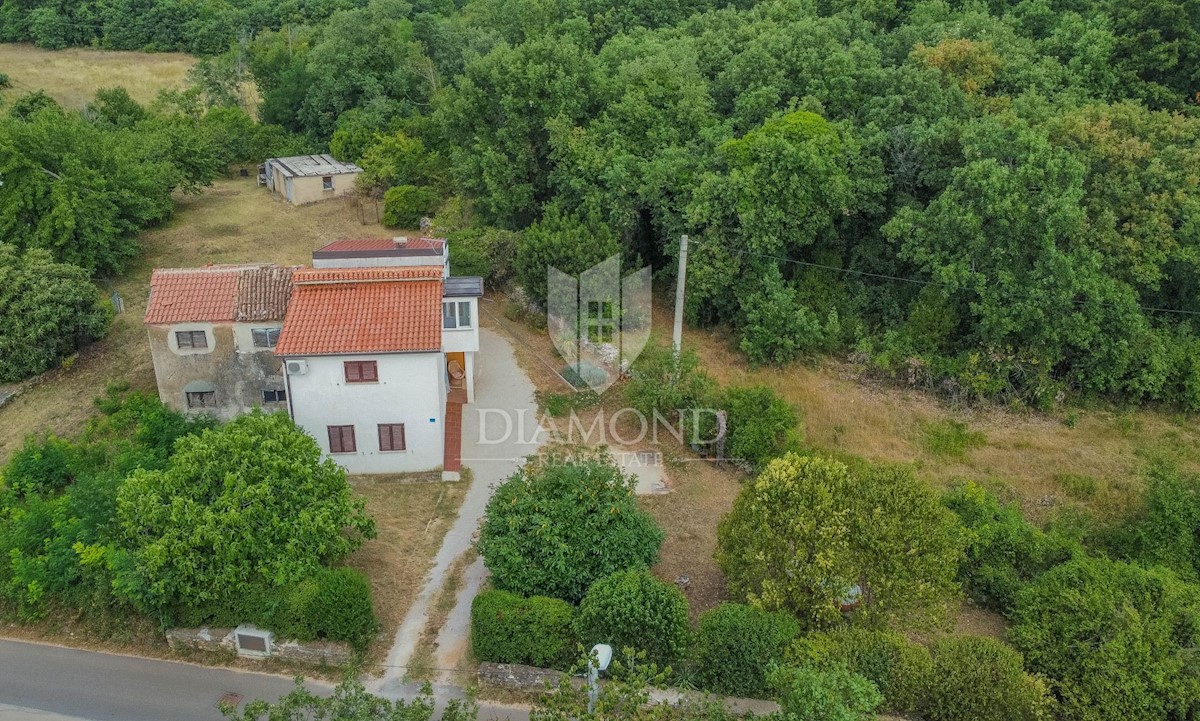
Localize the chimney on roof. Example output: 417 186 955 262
394 236 408 247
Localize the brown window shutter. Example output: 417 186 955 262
364 361 378 381
342 426 356 453
345 362 360 382
378 424 389 451
328 426 341 453
396 424 406 451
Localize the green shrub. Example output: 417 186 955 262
447 227 519 288
942 482 1078 613
3 434 77 497
624 346 719 429
694 602 800 698
382 184 439 228
1009 555 1200 721
1103 464 1200 580
478 449 663 603
920 419 986 458
0 73 11 89
768 664 882 721
790 628 932 715
470 589 576 669
574 569 690 669
925 636 1050 721
304 567 377 649
721 385 800 470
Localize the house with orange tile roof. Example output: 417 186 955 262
144 263 297 420
144 238 483 477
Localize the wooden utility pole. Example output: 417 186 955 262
672 234 689 358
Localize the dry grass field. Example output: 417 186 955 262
487 290 1200 630
0 43 195 107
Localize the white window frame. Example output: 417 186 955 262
442 300 472 330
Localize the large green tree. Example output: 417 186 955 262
0 247 112 382
716 454 963 627
112 412 376 618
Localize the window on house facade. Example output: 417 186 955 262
344 360 379 383
327 425 356 453
186 390 216 408
262 389 287 403
442 301 472 329
378 423 407 452
322 176 334 191
252 328 281 348
176 330 208 349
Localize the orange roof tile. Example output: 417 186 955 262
276 268 443 355
145 265 295 324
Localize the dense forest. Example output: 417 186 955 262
2 0 1199 409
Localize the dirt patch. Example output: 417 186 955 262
348 480 467 672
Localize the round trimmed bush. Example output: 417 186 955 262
382 184 439 228
694 602 800 698
925 636 1050 721
471 589 576 669
790 627 933 715
478 451 664 603
574 569 690 669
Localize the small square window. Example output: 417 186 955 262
601 301 614 319
186 390 215 408
252 328 281 348
344 360 378 383
176 330 208 349
262 389 287 403
378 423 407 452
443 301 472 329
327 425 356 453
322 176 334 191
587 301 600 319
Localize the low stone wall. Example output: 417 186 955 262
478 662 565 691
272 638 354 666
165 627 352 667
166 626 235 654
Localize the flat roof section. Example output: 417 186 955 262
444 276 484 298
268 154 363 178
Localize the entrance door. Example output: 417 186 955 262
446 352 466 390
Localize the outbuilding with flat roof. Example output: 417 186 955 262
259 154 363 205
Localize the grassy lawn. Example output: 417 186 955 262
349 478 467 670
0 43 195 107
487 291 1200 630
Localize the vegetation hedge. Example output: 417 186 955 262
790 628 932 715
925 636 1050 721
574 569 690 671
470 589 576 669
382 184 439 228
694 602 800 698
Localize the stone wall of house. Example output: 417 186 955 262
147 323 287 421
477 662 565 691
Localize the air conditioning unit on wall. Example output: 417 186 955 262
286 360 308 375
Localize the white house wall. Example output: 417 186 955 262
285 352 446 474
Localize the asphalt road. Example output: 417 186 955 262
0 638 326 721
0 639 531 721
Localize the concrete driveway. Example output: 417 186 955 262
375 327 543 692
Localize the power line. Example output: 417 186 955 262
686 236 1200 318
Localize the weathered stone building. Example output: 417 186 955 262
144 264 296 420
